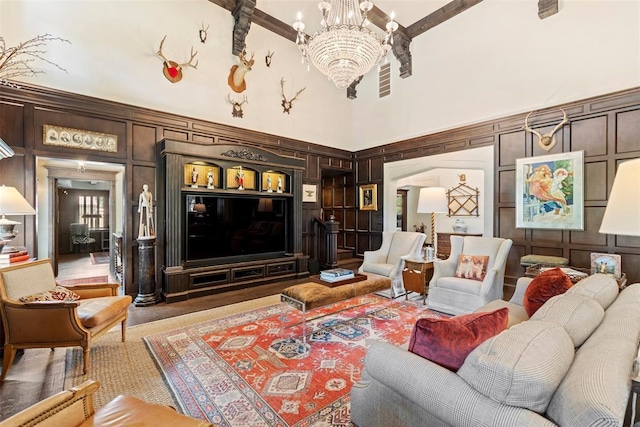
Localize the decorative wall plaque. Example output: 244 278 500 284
43 125 118 153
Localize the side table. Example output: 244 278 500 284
402 258 434 304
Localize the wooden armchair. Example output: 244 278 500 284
0 259 132 381
0 379 212 426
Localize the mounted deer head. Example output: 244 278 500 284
228 50 255 93
280 78 305 114
265 50 274 67
157 35 198 83
199 23 209 44
523 107 568 152
227 94 248 118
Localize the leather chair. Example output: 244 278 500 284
0 379 212 426
358 231 427 298
427 235 513 315
0 259 132 381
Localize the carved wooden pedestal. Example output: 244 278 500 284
134 237 160 306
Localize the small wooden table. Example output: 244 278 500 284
402 258 435 304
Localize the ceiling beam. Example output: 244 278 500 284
367 6 409 38
406 0 484 39
232 0 256 55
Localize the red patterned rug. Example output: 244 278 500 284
57 275 109 285
144 294 446 426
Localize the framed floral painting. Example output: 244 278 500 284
515 151 584 230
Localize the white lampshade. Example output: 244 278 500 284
0 138 14 159
0 185 36 220
599 158 640 236
417 187 448 213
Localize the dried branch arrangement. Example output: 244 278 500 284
0 33 70 87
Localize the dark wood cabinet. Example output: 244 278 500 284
436 232 483 259
157 139 309 302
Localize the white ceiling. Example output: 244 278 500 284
256 0 452 31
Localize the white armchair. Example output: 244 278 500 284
427 235 513 315
358 231 427 298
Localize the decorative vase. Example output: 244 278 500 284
452 218 468 233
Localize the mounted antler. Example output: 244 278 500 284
199 23 209 44
280 78 306 114
265 50 274 67
228 50 255 93
157 35 198 83
227 94 248 118
523 107 568 152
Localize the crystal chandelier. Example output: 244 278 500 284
293 0 398 89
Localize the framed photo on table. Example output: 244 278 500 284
359 184 377 211
590 253 621 278
515 151 584 230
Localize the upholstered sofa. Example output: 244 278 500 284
351 274 640 427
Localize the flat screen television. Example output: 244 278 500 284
184 194 289 266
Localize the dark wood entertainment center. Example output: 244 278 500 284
157 139 309 302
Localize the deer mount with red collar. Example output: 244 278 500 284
157 35 198 83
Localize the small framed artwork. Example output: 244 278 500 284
359 183 377 211
43 124 118 153
590 253 621 278
302 184 317 202
515 150 584 230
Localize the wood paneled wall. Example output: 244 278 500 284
354 88 640 285
0 83 352 295
321 173 356 252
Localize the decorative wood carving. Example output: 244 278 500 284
538 0 559 19
391 32 413 78
447 174 479 217
221 148 267 161
232 0 256 55
347 76 364 100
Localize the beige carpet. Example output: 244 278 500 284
64 295 281 410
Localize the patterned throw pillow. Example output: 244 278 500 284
19 286 81 303
523 267 573 317
408 307 509 371
454 255 490 281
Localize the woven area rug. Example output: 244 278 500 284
144 294 445 426
65 295 282 409
90 252 110 265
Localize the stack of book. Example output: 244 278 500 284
320 267 354 283
0 248 31 266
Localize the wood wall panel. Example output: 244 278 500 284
532 246 564 257
0 102 24 147
192 134 215 144
616 109 640 153
132 124 157 162
570 116 607 157
357 159 370 183
569 207 607 246
616 235 640 249
620 253 640 284
498 131 525 166
584 161 608 201
163 129 188 140
498 170 516 204
499 207 525 241
531 229 563 243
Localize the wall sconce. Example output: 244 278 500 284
0 185 36 253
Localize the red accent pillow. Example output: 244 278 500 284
523 267 573 317
454 255 490 281
408 308 509 371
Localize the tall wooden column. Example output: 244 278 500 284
134 237 160 306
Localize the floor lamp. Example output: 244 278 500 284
417 187 448 246
599 158 640 237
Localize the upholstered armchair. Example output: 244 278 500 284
0 379 212 426
0 259 132 381
70 222 96 252
427 235 513 315
358 231 427 298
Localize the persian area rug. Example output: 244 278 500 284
90 252 110 265
144 294 445 426
57 275 109 285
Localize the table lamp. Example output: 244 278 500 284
599 158 640 237
0 185 36 253
417 187 448 246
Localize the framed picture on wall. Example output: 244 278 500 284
43 124 118 153
359 184 377 211
302 184 317 202
515 151 584 230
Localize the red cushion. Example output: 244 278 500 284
407 308 509 371
523 267 573 317
454 255 490 281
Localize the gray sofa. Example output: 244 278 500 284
351 274 640 427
